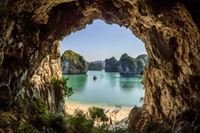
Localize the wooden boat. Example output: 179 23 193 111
93 76 97 80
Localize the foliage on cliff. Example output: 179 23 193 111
118 54 136 75
104 54 147 75
88 107 109 122
51 77 73 98
15 98 130 133
118 54 147 76
135 54 147 75
105 57 119 72
61 50 88 74
88 61 104 71
16 98 68 133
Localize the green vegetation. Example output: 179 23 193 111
16 98 68 133
61 50 147 76
30 98 49 128
16 76 132 133
118 53 136 76
88 61 104 71
16 123 40 133
104 54 147 75
67 109 94 133
118 53 147 76
105 57 119 72
48 113 68 133
88 107 109 122
51 77 73 97
66 108 130 133
15 98 130 133
61 50 88 74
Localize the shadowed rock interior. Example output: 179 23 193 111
0 0 200 132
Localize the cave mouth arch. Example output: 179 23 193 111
45 0 200 131
60 19 146 62
0 0 200 132
60 19 146 107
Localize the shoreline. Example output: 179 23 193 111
65 101 133 122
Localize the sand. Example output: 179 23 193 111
65 101 132 122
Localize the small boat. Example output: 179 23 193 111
93 76 97 80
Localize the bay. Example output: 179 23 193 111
64 70 144 107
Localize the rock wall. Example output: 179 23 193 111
61 50 88 74
0 0 200 132
0 11 63 111
88 61 104 71
118 53 147 76
105 57 119 72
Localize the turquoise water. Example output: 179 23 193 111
64 71 144 107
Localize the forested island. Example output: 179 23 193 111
61 50 147 76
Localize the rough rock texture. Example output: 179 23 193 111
105 57 119 72
118 53 136 76
135 54 148 75
88 60 104 71
0 0 200 132
118 53 147 76
61 50 88 74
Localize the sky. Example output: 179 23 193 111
60 19 146 62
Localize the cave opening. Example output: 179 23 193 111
60 19 147 110
1 0 200 132
46 1 200 130
42 0 200 131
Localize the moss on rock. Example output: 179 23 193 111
61 50 88 74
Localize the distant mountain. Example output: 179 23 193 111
88 60 104 71
60 50 147 75
118 53 147 76
105 57 119 72
135 54 148 75
118 53 136 76
61 50 88 74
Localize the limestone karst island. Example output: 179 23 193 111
0 0 200 133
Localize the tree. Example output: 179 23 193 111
88 107 109 123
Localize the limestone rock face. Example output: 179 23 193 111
118 53 136 76
0 0 200 132
118 53 147 76
105 57 119 72
61 50 88 74
88 61 104 71
135 54 148 75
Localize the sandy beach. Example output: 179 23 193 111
65 101 133 122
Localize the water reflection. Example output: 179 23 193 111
120 76 142 89
105 72 118 88
65 71 144 106
65 74 87 92
119 79 134 89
